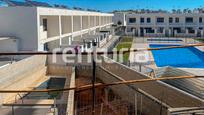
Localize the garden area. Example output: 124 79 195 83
115 36 133 63
196 38 204 43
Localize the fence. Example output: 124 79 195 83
131 36 203 44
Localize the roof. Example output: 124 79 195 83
25 0 52 7
154 67 204 100
1 0 51 7
8 0 31 6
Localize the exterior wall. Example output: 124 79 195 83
96 66 169 115
0 38 18 52
118 12 204 37
47 39 60 51
100 57 203 107
113 13 127 26
62 16 72 34
39 16 48 40
96 16 100 26
47 16 60 38
82 16 89 29
73 16 82 32
0 6 113 52
0 7 38 51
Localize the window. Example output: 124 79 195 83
199 17 203 23
185 17 193 23
175 17 179 23
43 19 47 31
87 42 91 48
157 17 164 23
147 18 151 23
145 28 154 33
44 43 49 51
187 27 195 33
140 18 145 23
169 17 173 23
129 18 136 23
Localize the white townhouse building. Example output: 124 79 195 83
0 6 113 52
114 12 204 37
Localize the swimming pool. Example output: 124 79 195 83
24 78 66 99
150 44 204 68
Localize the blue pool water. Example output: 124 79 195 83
150 44 204 68
24 78 66 99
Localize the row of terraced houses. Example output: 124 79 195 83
0 6 113 52
114 11 204 37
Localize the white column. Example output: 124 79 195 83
201 30 204 37
125 27 128 35
154 28 157 34
84 43 87 51
144 29 146 36
185 29 189 37
71 16 74 33
88 16 91 34
80 16 83 37
80 16 83 30
174 30 177 37
195 29 198 36
186 29 189 34
163 29 165 35
99 16 101 26
169 29 171 36
138 28 141 36
59 16 62 46
68 36 72 45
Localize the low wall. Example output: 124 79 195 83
96 66 169 115
74 56 203 114
47 65 72 76
99 57 203 108
0 55 47 104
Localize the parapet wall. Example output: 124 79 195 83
96 66 169 115
99 57 203 114
76 57 203 115
0 55 47 104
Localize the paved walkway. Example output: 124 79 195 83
129 38 156 73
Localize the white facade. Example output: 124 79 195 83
115 12 204 37
113 12 126 26
0 37 18 52
0 6 113 51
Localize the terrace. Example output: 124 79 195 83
0 39 203 115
